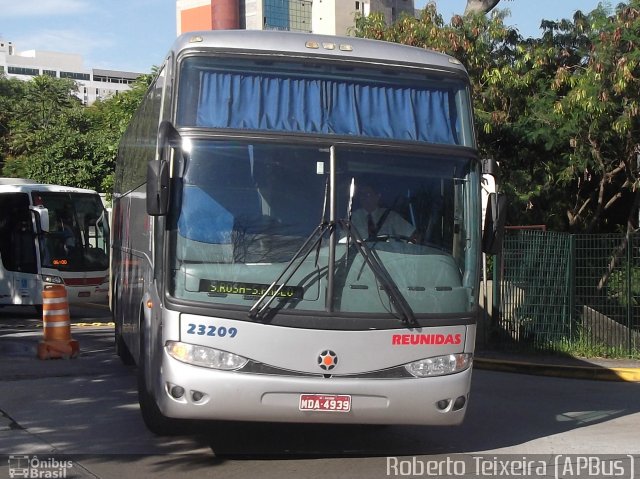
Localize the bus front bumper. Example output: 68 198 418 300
156 348 473 426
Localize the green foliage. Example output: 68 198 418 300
0 76 26 166
606 264 640 308
0 71 152 192
549 336 640 360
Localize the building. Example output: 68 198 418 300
0 39 141 105
176 0 415 36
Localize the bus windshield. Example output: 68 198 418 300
36 192 110 272
170 140 480 318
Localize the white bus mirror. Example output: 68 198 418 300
31 205 50 232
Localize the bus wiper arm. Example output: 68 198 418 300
339 219 416 325
248 221 331 319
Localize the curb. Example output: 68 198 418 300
474 357 640 382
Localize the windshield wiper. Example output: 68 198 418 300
249 171 334 320
339 218 416 325
248 221 331 319
247 217 416 325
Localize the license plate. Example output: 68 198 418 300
299 394 351 412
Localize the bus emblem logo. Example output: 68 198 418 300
317 350 338 371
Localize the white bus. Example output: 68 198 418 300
0 179 110 308
112 31 503 434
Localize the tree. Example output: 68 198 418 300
86 72 154 192
517 3 640 233
0 75 26 172
3 75 82 182
1 71 153 192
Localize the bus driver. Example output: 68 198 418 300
351 182 416 241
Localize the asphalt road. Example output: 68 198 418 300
0 304 639 479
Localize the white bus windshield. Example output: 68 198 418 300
169 140 479 317
35 192 110 272
176 57 473 147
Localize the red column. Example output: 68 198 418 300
212 0 240 30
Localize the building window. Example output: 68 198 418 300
43 70 57 77
7 66 39 76
290 0 312 32
60 71 90 81
94 74 138 84
264 0 289 31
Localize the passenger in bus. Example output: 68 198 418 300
351 182 416 241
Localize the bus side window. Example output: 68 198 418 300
86 218 98 248
11 216 38 273
0 194 37 273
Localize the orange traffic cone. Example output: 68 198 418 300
37 284 79 360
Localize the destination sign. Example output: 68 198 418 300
198 279 303 299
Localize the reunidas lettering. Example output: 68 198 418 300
391 333 462 345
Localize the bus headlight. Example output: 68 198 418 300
41 274 64 285
404 353 472 378
166 341 248 370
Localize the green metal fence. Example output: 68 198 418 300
490 230 640 357
574 233 640 356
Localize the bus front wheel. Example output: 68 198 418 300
137 328 180 436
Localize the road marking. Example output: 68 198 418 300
72 322 115 328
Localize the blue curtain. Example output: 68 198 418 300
194 71 459 144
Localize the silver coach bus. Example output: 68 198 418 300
112 30 502 434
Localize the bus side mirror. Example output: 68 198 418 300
482 192 507 254
147 121 182 216
147 160 170 216
30 205 50 233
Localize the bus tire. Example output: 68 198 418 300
137 326 179 436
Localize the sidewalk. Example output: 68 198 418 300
475 349 640 382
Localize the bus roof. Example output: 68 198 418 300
0 179 99 195
0 177 40 186
171 30 467 75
